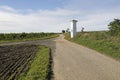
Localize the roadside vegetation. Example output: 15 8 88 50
0 32 58 43
65 19 120 60
19 46 50 80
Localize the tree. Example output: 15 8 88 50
62 30 65 33
108 19 120 35
66 28 70 32
20 32 26 39
81 27 84 32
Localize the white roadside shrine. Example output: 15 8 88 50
70 19 78 38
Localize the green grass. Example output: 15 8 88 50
19 46 50 80
0 34 58 44
65 32 120 60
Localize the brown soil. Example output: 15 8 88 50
0 44 38 80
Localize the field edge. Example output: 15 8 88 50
18 45 51 80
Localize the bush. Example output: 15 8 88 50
108 19 120 36
0 32 56 41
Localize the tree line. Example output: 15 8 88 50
0 32 55 40
108 18 120 36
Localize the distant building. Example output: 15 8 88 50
70 19 78 38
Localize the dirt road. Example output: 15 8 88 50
53 35 120 80
1 35 120 80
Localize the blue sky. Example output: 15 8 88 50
0 0 120 32
0 0 66 10
1 0 120 10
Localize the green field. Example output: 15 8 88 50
65 32 120 60
19 46 50 80
0 32 58 43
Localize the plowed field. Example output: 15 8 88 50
0 44 38 80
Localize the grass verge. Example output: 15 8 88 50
65 32 120 61
19 46 50 80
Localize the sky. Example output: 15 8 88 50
0 0 120 33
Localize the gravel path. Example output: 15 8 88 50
1 35 120 80
53 35 120 80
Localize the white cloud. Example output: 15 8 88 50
0 6 80 33
0 5 120 33
0 5 20 13
78 8 120 31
